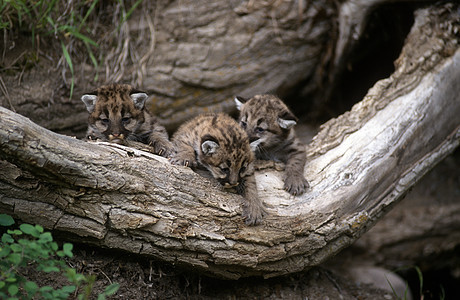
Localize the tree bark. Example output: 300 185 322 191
0 4 459 279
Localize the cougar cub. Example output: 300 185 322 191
170 113 265 225
235 94 309 195
81 83 172 157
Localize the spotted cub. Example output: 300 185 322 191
81 83 172 157
170 113 265 225
235 94 309 195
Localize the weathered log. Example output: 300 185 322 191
352 150 460 270
0 4 459 279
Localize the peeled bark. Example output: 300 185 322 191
0 3 459 279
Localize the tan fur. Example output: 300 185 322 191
235 94 309 195
81 83 172 157
171 113 265 225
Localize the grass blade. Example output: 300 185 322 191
78 0 99 31
85 42 99 81
60 41 74 98
415 266 423 298
68 30 99 47
117 0 143 31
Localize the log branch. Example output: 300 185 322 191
0 4 459 279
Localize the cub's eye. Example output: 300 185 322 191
255 127 265 133
122 117 131 124
220 167 230 174
240 121 247 129
239 166 246 174
100 118 109 125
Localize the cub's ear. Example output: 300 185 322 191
130 92 148 110
201 140 220 155
278 111 298 129
81 94 98 113
278 118 297 129
201 135 220 155
234 96 248 111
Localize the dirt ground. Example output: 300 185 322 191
22 242 390 299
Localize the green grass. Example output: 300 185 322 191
0 0 143 97
387 265 446 300
1 0 101 97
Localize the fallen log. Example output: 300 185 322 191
0 3 459 279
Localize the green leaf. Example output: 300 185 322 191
97 295 106 300
42 266 59 273
0 246 12 258
0 214 14 226
65 267 77 280
10 244 22 253
8 253 22 265
104 283 120 296
39 232 53 243
41 291 53 300
61 285 76 293
50 241 58 251
39 286 53 292
62 243 73 257
7 229 22 235
5 276 17 283
8 284 18 296
35 225 44 233
24 281 38 295
19 224 40 238
2 233 14 243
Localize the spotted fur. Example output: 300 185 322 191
81 83 172 157
235 94 309 195
170 113 265 225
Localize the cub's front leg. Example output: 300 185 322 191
170 141 198 168
149 126 174 157
237 174 266 225
284 145 309 195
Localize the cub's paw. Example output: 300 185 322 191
169 153 197 168
150 140 174 158
242 202 266 226
284 175 309 196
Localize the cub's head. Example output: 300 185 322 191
234 94 297 151
197 116 255 188
81 84 148 144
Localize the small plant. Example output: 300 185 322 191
0 213 119 299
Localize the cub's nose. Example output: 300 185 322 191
223 180 239 189
108 133 125 143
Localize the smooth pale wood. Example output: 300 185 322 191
0 4 459 279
